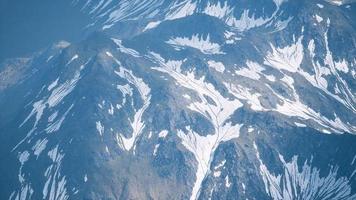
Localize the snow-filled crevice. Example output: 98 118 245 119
150 52 242 200
262 35 356 133
75 0 288 32
42 146 70 200
14 57 87 151
106 52 152 152
166 34 224 55
254 143 356 200
264 34 355 113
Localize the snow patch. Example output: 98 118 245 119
235 61 265 80
32 139 48 158
96 121 104 136
151 52 242 200
66 54 79 66
111 39 140 57
166 34 224 55
45 104 74 133
315 14 323 23
153 144 160 156
47 78 59 91
110 55 151 152
335 59 349 73
264 37 303 73
43 146 69 200
143 21 161 31
255 145 356 199
158 130 168 138
225 176 231 188
165 0 197 20
207 60 225 73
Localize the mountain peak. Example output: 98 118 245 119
1 1 356 200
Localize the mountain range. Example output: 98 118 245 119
0 0 355 199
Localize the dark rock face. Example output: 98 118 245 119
0 0 355 200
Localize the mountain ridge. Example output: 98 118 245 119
0 0 356 199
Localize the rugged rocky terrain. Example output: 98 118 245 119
0 0 355 199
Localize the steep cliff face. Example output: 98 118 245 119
0 0 355 200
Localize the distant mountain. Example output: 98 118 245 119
0 0 355 200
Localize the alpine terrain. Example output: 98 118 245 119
0 0 356 199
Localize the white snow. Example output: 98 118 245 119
315 14 323 23
352 155 356 165
143 21 161 31
213 171 221 177
235 61 265 80
108 53 151 152
203 2 277 31
18 151 30 165
105 146 110 154
54 41 70 49
43 146 69 200
294 122 307 127
32 138 48 158
203 1 232 19
227 9 270 31
223 31 240 44
214 160 226 169
326 0 346 6
225 74 355 134
158 130 168 138
183 94 191 100
117 84 133 96
225 176 231 188
264 37 304 73
207 60 225 73
255 144 356 200
47 70 81 108
151 52 243 200
272 17 294 32
265 74 276 82
111 39 140 57
148 131 153 139
165 0 197 20
47 78 59 91
224 83 265 111
48 111 58 123
273 0 287 7
153 144 160 156
99 0 164 29
335 59 349 73
79 0 286 32
45 104 74 133
66 54 78 66
166 34 224 55
108 103 114 115
96 121 104 136
305 37 355 113
47 55 54 62
20 100 46 131
259 35 356 133
117 84 133 108
10 184 34 200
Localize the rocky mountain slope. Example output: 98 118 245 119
0 0 355 199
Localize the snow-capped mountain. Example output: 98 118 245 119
73 0 290 31
0 0 355 199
